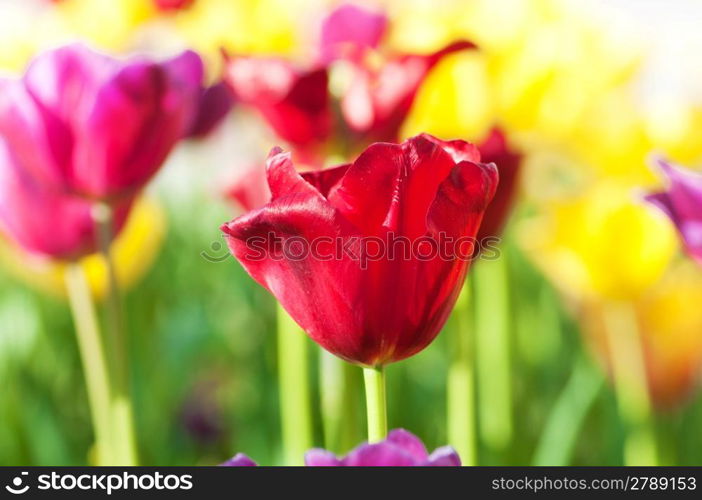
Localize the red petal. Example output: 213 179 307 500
475 128 521 243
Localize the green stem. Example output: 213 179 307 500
532 354 603 465
603 301 658 466
362 365 387 443
474 256 513 451
276 304 313 465
447 281 477 465
64 263 114 465
320 350 343 451
92 202 138 466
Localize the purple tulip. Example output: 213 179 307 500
221 429 460 467
220 453 258 467
0 43 203 202
645 158 702 265
305 429 461 466
186 81 234 139
0 138 130 260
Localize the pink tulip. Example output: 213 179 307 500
0 138 129 260
0 43 203 202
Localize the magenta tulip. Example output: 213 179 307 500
0 138 129 260
0 43 203 202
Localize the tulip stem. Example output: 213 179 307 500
276 304 313 465
320 351 344 451
474 256 513 451
603 301 658 466
363 365 387 443
64 263 114 465
447 281 477 465
92 202 138 466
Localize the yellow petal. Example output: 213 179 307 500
519 181 677 301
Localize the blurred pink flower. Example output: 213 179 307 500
0 44 203 202
319 3 387 64
0 139 129 260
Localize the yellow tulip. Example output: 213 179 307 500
174 0 304 59
581 260 702 408
519 181 677 301
402 51 494 142
53 0 155 51
0 197 166 300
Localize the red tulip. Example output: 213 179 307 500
223 56 331 156
0 138 129 260
221 134 498 365
475 128 522 244
153 0 195 12
224 163 270 214
0 44 203 203
320 4 476 144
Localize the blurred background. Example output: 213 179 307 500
1 0 702 466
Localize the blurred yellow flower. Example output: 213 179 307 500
0 3 66 72
0 198 166 300
582 261 702 408
393 0 641 141
174 0 304 61
402 51 493 142
519 181 677 301
53 0 155 51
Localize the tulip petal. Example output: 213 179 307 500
647 158 702 264
4 44 202 200
0 138 131 260
186 81 234 138
340 40 476 141
301 164 350 198
386 429 429 461
23 43 115 125
0 81 71 190
654 158 702 222
224 57 331 149
423 446 462 466
76 51 202 198
320 3 388 63
220 453 258 467
341 442 417 467
226 163 272 213
221 158 368 362
301 428 461 467
475 129 521 243
328 135 459 239
304 449 342 466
